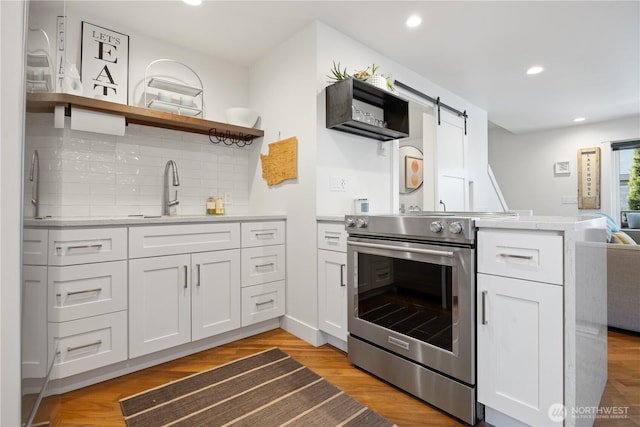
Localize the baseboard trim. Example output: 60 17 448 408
280 315 326 347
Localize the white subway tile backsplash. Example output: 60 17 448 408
25 113 251 218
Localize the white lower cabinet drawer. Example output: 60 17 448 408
129 223 240 258
477 229 564 285
241 221 285 247
24 228 48 265
48 228 127 266
48 261 127 322
48 311 127 379
241 281 285 326
317 222 348 252
241 245 285 287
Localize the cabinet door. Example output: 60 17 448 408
22 265 47 379
191 249 241 341
318 250 347 341
129 254 191 358
477 273 563 426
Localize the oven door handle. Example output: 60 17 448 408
348 241 455 258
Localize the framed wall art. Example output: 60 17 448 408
405 155 424 190
578 147 600 209
554 160 570 175
81 22 129 104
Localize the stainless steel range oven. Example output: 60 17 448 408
346 212 514 425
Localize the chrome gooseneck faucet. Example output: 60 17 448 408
163 160 180 215
29 150 40 218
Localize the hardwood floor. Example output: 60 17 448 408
33 328 639 427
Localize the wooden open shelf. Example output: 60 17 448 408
26 92 264 141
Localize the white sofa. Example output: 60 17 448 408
607 230 640 332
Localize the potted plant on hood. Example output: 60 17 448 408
327 61 395 92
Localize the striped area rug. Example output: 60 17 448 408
120 347 396 427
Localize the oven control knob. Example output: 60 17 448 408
448 221 464 234
429 221 444 233
356 217 368 228
345 217 356 228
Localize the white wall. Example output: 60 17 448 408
489 116 640 217
30 4 250 123
248 24 320 343
1 1 26 425
316 22 500 215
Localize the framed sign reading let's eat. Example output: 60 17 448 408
81 22 129 104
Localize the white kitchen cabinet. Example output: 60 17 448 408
241 280 285 326
128 250 241 357
22 229 49 379
317 222 348 342
477 274 563 426
191 250 241 341
477 228 564 426
42 227 128 380
48 311 127 380
128 223 242 358
48 261 127 322
241 245 286 287
22 264 48 379
240 220 286 327
318 249 347 341
48 227 127 266
129 254 192 358
241 221 286 248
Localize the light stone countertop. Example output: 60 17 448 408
316 215 346 222
475 215 604 232
23 214 286 228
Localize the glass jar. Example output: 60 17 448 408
215 197 225 215
364 112 374 125
206 196 216 215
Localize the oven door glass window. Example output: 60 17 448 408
357 253 453 352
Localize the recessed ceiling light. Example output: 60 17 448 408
183 0 202 5
526 66 544 75
573 117 586 122
406 15 422 28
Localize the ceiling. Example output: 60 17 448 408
65 0 640 134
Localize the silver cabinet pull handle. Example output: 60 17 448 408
184 265 188 289
255 232 275 237
324 235 340 240
498 253 534 260
196 264 201 287
340 264 346 287
256 262 275 269
481 291 488 325
256 299 275 307
67 243 103 250
56 288 102 298
67 340 102 353
57 243 103 252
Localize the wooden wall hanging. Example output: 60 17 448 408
578 147 600 209
260 136 297 186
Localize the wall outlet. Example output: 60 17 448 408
224 191 232 205
329 176 347 192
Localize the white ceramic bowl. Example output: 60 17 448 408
225 107 259 128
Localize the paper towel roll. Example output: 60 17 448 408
70 107 125 136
